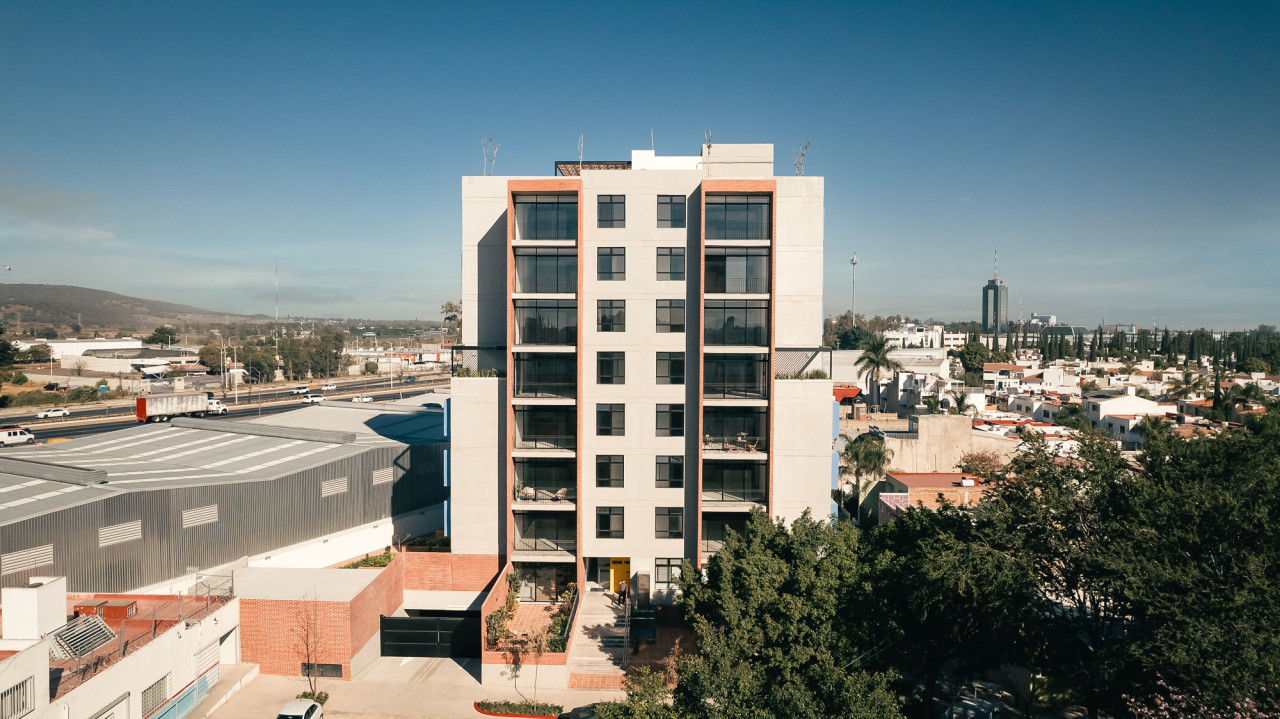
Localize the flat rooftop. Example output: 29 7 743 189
888 472 981 489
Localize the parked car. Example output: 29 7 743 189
321 383 337 391
301 394 325 404
276 699 323 719
402 376 417 384
289 386 310 395
350 395 373 403
36 408 70 419
0 429 35 447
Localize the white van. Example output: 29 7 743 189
0 429 35 447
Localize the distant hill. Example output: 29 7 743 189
0 284 264 330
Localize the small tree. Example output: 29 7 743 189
293 595 328 703
363 361 378 375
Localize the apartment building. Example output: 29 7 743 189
453 142 835 606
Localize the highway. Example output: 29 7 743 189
2 375 449 443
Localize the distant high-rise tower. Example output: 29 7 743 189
982 251 1008 334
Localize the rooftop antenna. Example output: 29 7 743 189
274 258 279 350
793 136 809 176
578 134 583 173
650 126 654 152
993 249 999 283
482 137 500 175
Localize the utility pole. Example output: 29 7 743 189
849 254 859 321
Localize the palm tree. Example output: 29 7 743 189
1224 382 1268 419
1167 369 1208 401
1136 414 1171 444
853 334 903 412
947 389 973 415
922 396 942 415
836 433 894 525
1120 360 1139 375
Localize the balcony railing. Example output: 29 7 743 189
514 484 577 502
514 537 576 552
705 327 768 346
700 539 725 557
703 382 767 400
774 348 832 379
702 435 766 453
705 221 771 241
515 326 577 346
451 346 506 376
702 488 766 503
514 382 576 399
515 435 576 451
712 277 769 294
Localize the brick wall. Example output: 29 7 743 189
348 562 405 665
400 552 500 591
241 597 353 678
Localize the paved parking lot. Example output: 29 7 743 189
203 659 621 719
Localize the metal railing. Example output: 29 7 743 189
700 539 726 557
514 537 576 552
514 484 577 502
705 327 768 346
774 348 832 378
451 346 506 376
702 435 766 453
515 434 576 451
515 327 577 346
702 488 766 503
703 382 767 399
513 382 576 399
705 221 771 240
710 277 770 294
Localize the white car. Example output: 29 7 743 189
301 394 325 404
276 699 323 719
1 429 35 447
289 386 309 395
36 408 70 419
321 383 337 391
350 395 373 403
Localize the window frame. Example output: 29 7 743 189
596 506 625 539
595 455 624 488
656 299 685 333
657 247 686 281
656 404 685 437
597 351 625 385
656 351 685 385
597 300 626 332
656 456 684 488
654 557 682 587
597 194 626 228
655 507 684 539
596 247 626 281
596 403 625 436
657 195 686 229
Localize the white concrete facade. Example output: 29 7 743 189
455 142 834 605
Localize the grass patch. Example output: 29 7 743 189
341 552 395 568
476 699 562 716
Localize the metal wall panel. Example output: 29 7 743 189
0 442 448 592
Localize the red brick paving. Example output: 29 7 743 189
508 602 558 638
568 673 626 690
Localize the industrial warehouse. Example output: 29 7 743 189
0 402 448 593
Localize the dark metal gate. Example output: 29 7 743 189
379 611 480 658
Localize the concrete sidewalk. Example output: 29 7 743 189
207 659 621 719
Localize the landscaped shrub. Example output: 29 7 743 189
545 583 577 652
297 690 330 705
8 391 65 407
475 699 562 717
10 372 27 386
341 553 395 569
403 535 450 548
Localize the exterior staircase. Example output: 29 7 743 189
566 589 627 689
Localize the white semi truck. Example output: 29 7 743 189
135 394 228 422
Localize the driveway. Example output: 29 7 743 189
204 660 621 719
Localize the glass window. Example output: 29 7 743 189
656 507 683 539
703 354 767 399
655 557 682 587
597 247 625 280
515 407 576 450
515 248 577 293
656 456 684 488
656 404 684 437
704 300 768 346
598 195 626 228
705 195 770 240
656 352 684 385
514 194 578 240
514 299 577 345
657 247 685 281
597 300 626 332
597 351 624 385
597 403 625 436
596 507 624 538
657 195 686 229
514 354 576 398
705 247 769 293
656 300 685 333
596 455 623 487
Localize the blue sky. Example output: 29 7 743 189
1 1 1277 327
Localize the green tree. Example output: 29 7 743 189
957 341 990 375
1241 356 1271 374
1053 402 1092 432
198 343 223 374
23 343 52 363
674 510 900 719
594 668 678 719
363 361 379 375
837 434 894 525
853 335 903 410
145 325 178 345
946 389 973 415
1166 369 1207 400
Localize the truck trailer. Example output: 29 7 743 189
135 394 228 422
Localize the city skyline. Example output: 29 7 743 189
1 2 1277 327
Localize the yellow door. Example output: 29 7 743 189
609 558 630 593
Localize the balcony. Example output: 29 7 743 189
701 515 748 562
705 248 769 294
514 353 576 399
704 327 768 347
514 300 577 346
704 354 768 399
514 196 578 241
514 459 575 507
703 382 766 399
514 512 577 560
702 486 765 504
701 435 765 454
451 346 507 377
513 382 575 399
704 195 771 240
514 536 577 552
515 434 576 451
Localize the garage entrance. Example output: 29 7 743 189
379 610 481 658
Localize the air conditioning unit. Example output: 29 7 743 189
960 478 976 487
